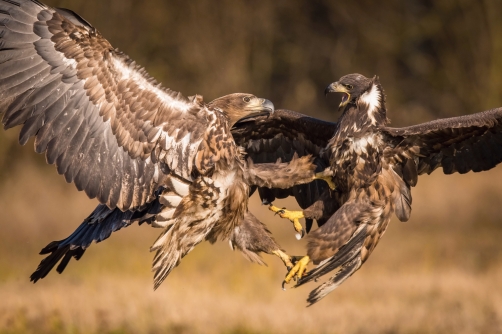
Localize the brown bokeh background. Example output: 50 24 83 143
2 0 502 333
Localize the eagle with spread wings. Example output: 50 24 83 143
234 73 502 305
0 0 332 288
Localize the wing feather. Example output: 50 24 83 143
384 107 502 176
54 112 89 174
231 109 336 223
0 0 220 210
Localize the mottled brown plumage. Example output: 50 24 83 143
234 73 502 305
0 0 318 288
232 109 337 232
299 74 502 304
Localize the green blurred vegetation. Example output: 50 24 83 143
3 0 502 333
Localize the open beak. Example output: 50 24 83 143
325 82 350 107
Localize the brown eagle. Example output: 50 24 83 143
233 73 502 305
28 107 334 285
0 0 325 288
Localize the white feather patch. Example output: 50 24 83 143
151 228 170 250
162 131 202 179
213 170 237 190
157 208 176 221
166 176 190 196
359 83 381 125
341 135 377 159
160 195 182 208
111 57 192 113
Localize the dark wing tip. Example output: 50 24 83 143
30 243 81 283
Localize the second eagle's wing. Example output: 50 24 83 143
383 107 502 176
231 109 337 230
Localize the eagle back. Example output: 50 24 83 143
195 108 240 175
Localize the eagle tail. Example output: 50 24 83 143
151 225 181 290
150 220 209 290
295 225 367 305
306 255 362 306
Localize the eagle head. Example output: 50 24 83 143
325 73 377 108
325 74 388 126
208 93 274 127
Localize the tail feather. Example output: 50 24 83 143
294 225 367 306
151 226 181 290
150 216 211 289
306 255 362 306
296 225 367 286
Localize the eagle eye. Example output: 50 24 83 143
344 84 353 90
243 96 251 103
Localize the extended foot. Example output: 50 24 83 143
282 255 310 290
269 205 305 239
272 249 294 270
313 171 336 190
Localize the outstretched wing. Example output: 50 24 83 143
0 0 214 211
383 107 502 175
231 109 336 230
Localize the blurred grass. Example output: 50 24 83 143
2 157 502 333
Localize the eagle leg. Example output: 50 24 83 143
313 171 336 190
272 249 294 270
282 255 310 290
269 205 305 239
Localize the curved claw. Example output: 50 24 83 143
295 229 305 240
274 208 286 216
292 219 304 238
283 255 310 288
269 205 306 239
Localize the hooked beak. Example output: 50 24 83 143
244 98 274 116
261 99 275 114
236 98 275 125
325 82 350 107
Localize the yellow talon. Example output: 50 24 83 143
313 172 336 190
272 249 294 269
269 205 305 238
283 256 310 289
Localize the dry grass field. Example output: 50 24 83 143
2 153 502 333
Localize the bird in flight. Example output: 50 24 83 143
0 0 331 288
237 73 502 305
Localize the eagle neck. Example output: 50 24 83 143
356 82 388 128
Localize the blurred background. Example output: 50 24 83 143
2 0 502 333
